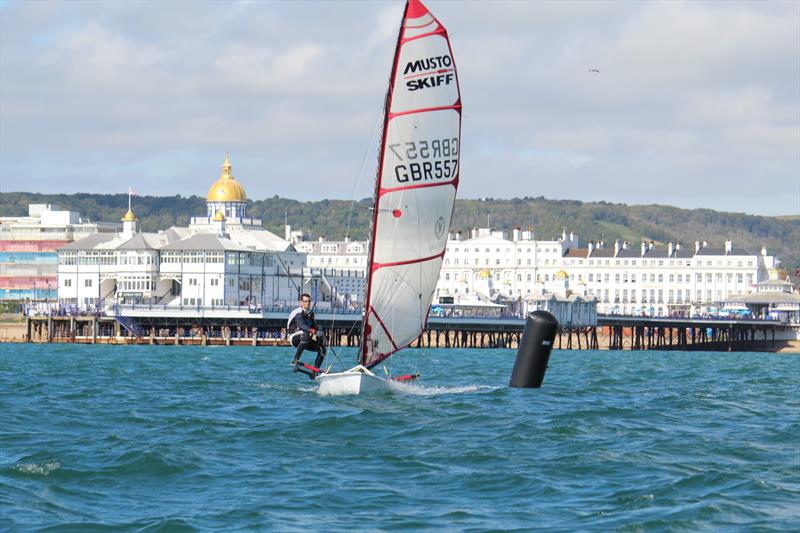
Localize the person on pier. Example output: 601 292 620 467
287 293 326 378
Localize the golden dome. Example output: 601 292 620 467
555 269 568 280
212 211 225 222
478 268 491 279
122 210 136 222
207 153 247 202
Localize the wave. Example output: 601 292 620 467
9 460 61 477
388 381 499 396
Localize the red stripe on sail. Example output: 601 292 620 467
371 250 445 272
388 102 461 120
371 308 399 352
403 68 453 80
379 179 456 197
401 26 446 44
404 18 437 30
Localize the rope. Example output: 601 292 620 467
325 103 384 371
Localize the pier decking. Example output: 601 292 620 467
20 311 799 352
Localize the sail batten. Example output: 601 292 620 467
360 0 461 369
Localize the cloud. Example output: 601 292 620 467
0 0 797 216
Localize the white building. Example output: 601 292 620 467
288 225 778 317
56 155 305 312
293 234 367 309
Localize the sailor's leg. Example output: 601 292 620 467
313 346 325 370
290 332 309 364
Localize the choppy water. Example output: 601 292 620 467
1 344 798 531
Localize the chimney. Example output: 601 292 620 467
641 241 647 256
588 240 594 254
614 240 620 256
649 240 654 250
456 231 462 241
725 239 732 254
318 236 324 242
470 227 477 239
695 240 701 254
668 242 674 256
285 223 291 242
344 235 350 243
761 246 767 256
513 227 520 241
675 242 681 251
703 240 708 248
622 241 629 250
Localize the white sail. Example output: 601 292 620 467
360 0 461 369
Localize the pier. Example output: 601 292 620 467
20 309 799 352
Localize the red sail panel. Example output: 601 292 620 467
360 0 461 369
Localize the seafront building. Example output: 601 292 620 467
45 154 789 320
56 156 305 313
0 204 118 301
293 234 367 310
301 227 784 318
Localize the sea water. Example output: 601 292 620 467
1 344 798 531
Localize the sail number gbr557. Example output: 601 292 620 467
388 137 459 184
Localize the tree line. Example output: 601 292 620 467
1 192 797 268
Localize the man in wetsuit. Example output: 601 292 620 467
287 293 326 376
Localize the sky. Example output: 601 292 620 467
1 0 798 216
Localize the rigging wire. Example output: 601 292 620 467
326 100 385 371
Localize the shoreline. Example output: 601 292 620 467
2 320 797 353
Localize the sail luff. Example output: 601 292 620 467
359 0 411 367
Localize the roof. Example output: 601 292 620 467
696 247 725 256
616 248 640 258
727 291 800 305
564 248 587 258
235 229 294 252
58 233 117 250
160 233 252 252
117 233 170 250
588 248 614 258
207 154 247 202
728 248 753 256
643 248 669 258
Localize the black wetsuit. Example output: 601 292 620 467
287 306 326 370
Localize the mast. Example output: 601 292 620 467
359 1 412 366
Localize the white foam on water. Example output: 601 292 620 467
388 381 498 396
13 460 61 476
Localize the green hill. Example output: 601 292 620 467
1 192 797 268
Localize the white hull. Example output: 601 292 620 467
316 365 392 396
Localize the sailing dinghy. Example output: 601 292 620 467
316 0 461 395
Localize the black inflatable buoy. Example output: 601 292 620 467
509 310 558 388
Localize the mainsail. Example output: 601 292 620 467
360 0 461 369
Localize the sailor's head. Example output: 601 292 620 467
299 293 312 310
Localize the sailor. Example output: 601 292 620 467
287 293 326 376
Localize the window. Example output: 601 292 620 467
84 279 92 287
